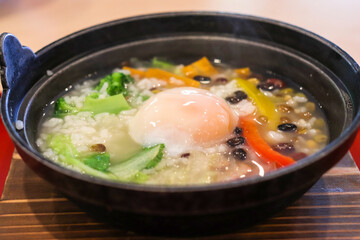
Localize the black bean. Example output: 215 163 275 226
193 75 211 84
233 90 248 101
226 136 245 147
234 127 243 135
232 148 247 160
181 153 190 158
225 96 241 104
215 77 228 84
272 143 295 155
257 82 276 91
277 123 298 132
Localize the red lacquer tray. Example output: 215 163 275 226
0 93 15 195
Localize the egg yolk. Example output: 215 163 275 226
129 87 237 155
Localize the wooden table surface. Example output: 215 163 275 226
1 0 360 239
1 151 359 239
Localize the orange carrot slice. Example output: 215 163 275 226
146 68 200 87
181 65 198 78
182 57 219 78
123 67 200 87
122 66 147 78
235 67 251 78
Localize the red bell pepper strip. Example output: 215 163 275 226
240 118 295 167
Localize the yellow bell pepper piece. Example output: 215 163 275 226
182 57 219 78
236 78 280 129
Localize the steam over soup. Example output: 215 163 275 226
36 57 328 185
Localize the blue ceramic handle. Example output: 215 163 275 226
0 33 36 90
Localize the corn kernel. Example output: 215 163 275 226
314 128 322 134
257 115 268 124
313 118 325 128
314 134 328 143
281 88 294 95
277 104 294 113
301 111 312 120
151 89 162 94
297 128 307 134
306 140 317 148
284 95 292 101
247 78 259 85
295 92 306 98
235 67 251 78
305 102 316 112
280 116 291 124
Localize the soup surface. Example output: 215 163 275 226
36 57 328 185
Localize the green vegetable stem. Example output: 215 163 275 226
48 134 165 183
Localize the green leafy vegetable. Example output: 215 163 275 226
47 134 165 183
95 72 134 96
54 72 134 118
109 144 164 181
54 97 79 116
151 57 175 72
83 153 110 171
82 93 131 114
131 172 149 183
55 93 131 117
87 92 100 99
141 95 150 101
48 134 117 180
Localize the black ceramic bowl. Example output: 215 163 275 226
1 12 360 236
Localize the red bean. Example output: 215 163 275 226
90 144 106 152
266 78 285 88
181 153 190 158
215 77 228 84
272 143 295 155
121 60 131 67
290 152 308 161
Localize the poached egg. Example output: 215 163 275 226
128 87 238 155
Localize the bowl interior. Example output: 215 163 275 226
22 35 350 153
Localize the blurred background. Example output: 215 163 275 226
0 0 359 63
